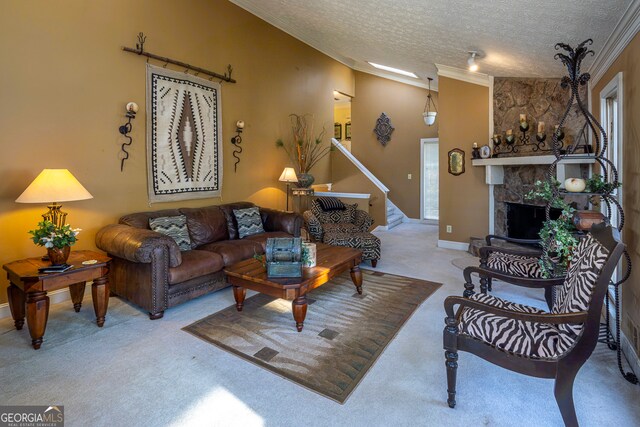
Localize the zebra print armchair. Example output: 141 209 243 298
464 235 564 310
443 224 624 427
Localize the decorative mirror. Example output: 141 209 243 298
448 148 465 176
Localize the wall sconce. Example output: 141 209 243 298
119 102 138 172
423 77 438 126
230 120 244 172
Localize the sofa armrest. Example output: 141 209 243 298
259 208 303 237
95 224 182 268
354 209 374 231
303 210 323 242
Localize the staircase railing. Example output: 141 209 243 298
331 138 389 194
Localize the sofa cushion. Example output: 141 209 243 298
243 231 292 251
168 250 225 285
149 215 192 251
219 202 256 240
322 223 360 234
234 207 265 238
179 206 229 247
198 240 263 266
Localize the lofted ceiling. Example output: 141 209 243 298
229 0 632 88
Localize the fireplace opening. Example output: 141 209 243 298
506 202 562 240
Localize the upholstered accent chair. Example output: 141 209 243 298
464 235 563 310
443 224 625 426
303 198 380 267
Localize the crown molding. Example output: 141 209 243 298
589 0 640 88
435 64 491 87
229 0 435 91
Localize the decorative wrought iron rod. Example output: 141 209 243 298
122 45 236 83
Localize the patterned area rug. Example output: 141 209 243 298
183 270 441 403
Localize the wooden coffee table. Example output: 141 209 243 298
224 243 363 332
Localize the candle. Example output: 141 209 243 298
554 124 559 131
538 121 545 133
506 129 513 136
473 142 478 148
519 114 527 123
236 120 245 129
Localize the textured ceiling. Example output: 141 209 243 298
230 0 632 86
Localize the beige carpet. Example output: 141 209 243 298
183 270 441 403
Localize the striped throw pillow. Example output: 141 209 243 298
149 215 192 251
316 197 346 211
233 207 265 238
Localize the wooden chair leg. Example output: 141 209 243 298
487 277 493 292
554 367 579 427
445 350 458 408
479 275 488 294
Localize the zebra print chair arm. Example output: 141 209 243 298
479 245 543 260
485 234 541 247
463 266 564 289
444 296 588 324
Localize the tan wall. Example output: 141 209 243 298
438 76 489 242
0 0 354 303
350 71 437 218
591 32 640 353
330 151 386 227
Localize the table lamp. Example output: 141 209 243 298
16 169 93 227
279 167 298 211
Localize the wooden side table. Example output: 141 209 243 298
3 250 110 349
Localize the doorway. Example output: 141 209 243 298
333 90 352 151
420 138 439 221
599 72 623 302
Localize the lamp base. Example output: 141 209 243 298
42 203 67 228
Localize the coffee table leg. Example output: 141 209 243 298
26 291 49 350
69 282 86 312
7 284 25 330
92 276 109 327
233 286 246 311
350 265 363 295
292 295 308 332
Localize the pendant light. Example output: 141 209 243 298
423 77 438 126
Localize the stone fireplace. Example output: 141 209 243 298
493 164 589 237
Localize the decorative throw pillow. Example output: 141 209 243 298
233 207 265 238
316 197 346 211
149 215 192 251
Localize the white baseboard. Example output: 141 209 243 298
0 287 78 320
373 225 388 232
437 240 469 251
620 329 640 377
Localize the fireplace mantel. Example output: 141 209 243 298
472 154 595 185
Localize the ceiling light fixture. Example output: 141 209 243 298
423 77 438 126
467 51 479 72
367 62 418 78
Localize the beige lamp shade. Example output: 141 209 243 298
279 167 298 183
16 169 93 203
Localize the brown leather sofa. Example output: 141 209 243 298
95 202 302 319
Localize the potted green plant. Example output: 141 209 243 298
525 180 578 277
585 173 621 194
29 220 81 265
276 113 330 188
